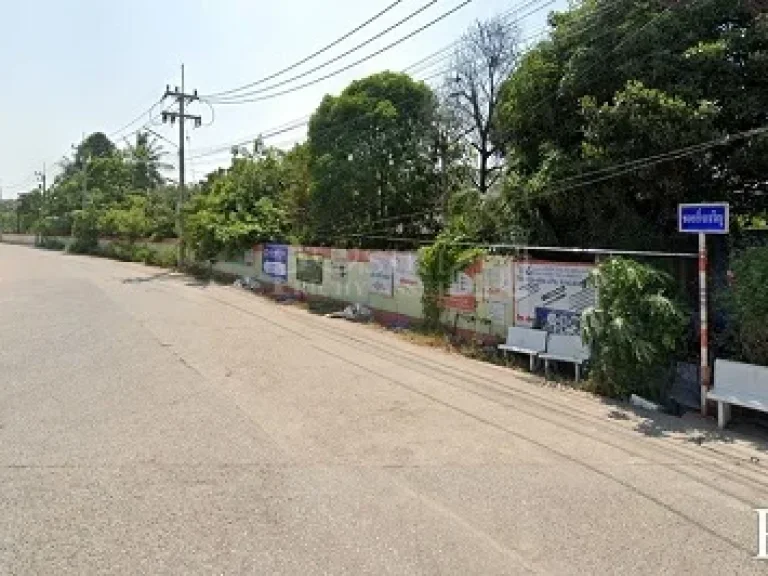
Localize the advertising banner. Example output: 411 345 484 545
514 261 595 335
262 244 288 282
296 254 324 285
483 257 513 301
369 252 395 297
444 260 482 311
395 252 421 293
330 249 348 281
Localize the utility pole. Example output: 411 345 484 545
162 64 201 267
73 133 89 210
35 164 47 243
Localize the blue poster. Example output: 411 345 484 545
534 307 582 336
262 244 288 282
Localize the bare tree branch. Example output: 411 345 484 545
441 16 521 194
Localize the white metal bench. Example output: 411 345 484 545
539 334 591 383
707 359 768 429
498 327 548 371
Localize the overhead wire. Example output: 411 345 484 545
205 0 474 105
206 0 443 102
186 0 565 163
312 123 768 244
205 0 406 98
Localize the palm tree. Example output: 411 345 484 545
125 132 173 190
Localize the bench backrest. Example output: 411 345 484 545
714 359 768 400
547 334 590 361
504 327 548 353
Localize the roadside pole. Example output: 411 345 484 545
678 203 729 417
161 65 201 268
699 232 709 415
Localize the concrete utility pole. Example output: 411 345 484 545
73 133 88 210
35 164 47 243
161 64 201 267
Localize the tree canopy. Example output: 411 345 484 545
13 2 768 255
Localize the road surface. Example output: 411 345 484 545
1 243 767 575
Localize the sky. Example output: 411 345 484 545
0 0 568 199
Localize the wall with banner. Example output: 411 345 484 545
211 245 598 340
262 244 289 282
513 261 596 335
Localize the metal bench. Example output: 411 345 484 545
539 334 591 383
498 327 548 371
707 359 768 429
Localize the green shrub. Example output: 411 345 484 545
69 209 99 254
727 247 768 365
582 257 687 400
36 237 66 251
417 232 483 331
142 246 176 268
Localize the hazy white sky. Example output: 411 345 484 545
1 0 568 198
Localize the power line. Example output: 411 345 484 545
205 0 406 98
106 100 163 140
152 0 616 171
402 0 553 76
205 0 474 105
528 125 768 202
206 0 441 102
187 119 310 160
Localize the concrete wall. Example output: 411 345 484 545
213 245 530 341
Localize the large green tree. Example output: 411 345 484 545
495 0 768 249
185 145 289 259
307 72 442 246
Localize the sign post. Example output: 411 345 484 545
678 203 729 415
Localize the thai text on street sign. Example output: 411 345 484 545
678 203 729 234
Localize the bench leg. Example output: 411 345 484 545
544 359 550 380
575 363 581 384
717 402 731 429
529 355 535 372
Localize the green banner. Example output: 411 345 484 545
296 255 324 285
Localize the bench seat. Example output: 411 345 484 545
707 359 768 429
498 327 548 371
539 334 591 383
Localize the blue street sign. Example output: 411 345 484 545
678 203 729 234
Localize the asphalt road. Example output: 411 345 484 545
1 243 767 575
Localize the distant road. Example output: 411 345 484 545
1 243 766 575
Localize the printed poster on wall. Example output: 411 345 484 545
369 252 395 297
395 252 421 293
296 254 324 285
488 301 507 325
444 260 482 312
483 257 513 301
514 261 596 335
330 249 348 281
262 244 288 282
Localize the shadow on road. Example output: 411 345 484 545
122 271 175 284
600 396 768 454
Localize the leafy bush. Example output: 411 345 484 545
143 245 178 268
417 232 483 331
582 258 687 400
69 209 99 254
726 247 768 365
36 237 66 251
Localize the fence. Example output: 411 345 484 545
213 243 698 343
